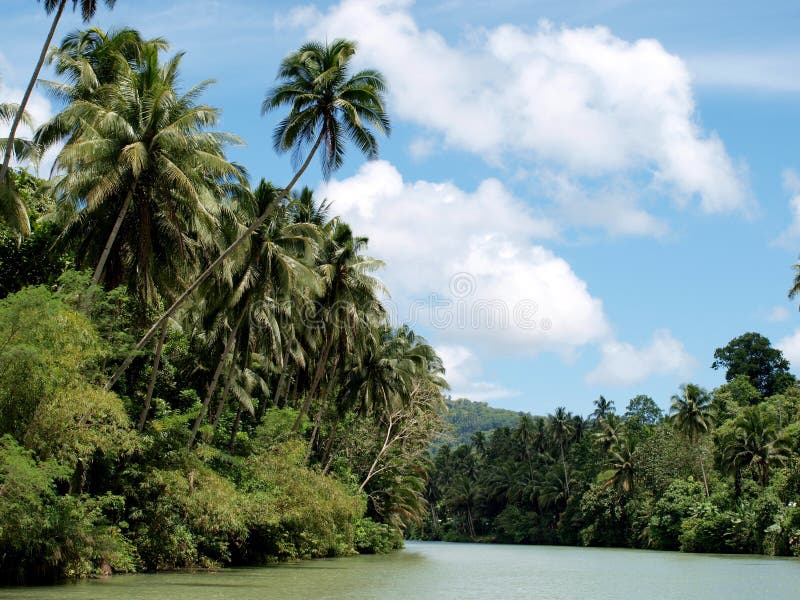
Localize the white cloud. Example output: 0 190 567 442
777 329 800 371
290 0 750 218
586 329 696 386
766 305 791 323
320 160 610 355
774 169 800 249
437 344 518 403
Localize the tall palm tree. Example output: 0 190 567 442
0 0 118 187
185 182 319 447
670 383 713 496
108 38 390 389
291 218 385 431
592 395 615 422
48 42 245 302
548 406 575 497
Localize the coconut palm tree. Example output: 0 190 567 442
108 38 390 389
548 406 575 497
291 218 385 431
48 42 245 301
603 433 636 494
0 0 118 187
592 395 615 422
719 404 790 489
184 182 320 448
670 383 713 496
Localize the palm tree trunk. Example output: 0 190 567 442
92 185 135 288
292 328 334 432
321 415 340 474
0 0 65 187
106 128 327 390
697 446 710 497
211 361 236 435
137 321 168 431
306 355 339 461
228 406 242 452
258 349 289 421
560 443 570 497
186 315 242 449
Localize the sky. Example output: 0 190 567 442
2 0 800 417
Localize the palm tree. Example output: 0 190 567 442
719 404 790 489
291 218 385 431
107 38 390 389
48 41 244 300
592 395 615 422
548 406 575 497
603 433 636 495
185 182 320 447
670 383 713 496
0 0 118 187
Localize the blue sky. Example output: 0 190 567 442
2 0 800 417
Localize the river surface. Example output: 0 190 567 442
3 541 800 599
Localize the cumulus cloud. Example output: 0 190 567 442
320 160 610 355
437 344 518 403
586 329 696 386
777 329 800 370
289 0 749 218
774 169 800 249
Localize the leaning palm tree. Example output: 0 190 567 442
0 0 118 187
108 38 390 389
670 383 713 496
48 42 244 302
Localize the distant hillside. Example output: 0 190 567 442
438 398 528 447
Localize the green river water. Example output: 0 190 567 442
3 541 799 599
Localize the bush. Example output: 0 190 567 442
354 518 403 554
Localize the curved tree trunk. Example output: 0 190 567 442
137 321 168 431
0 1 65 189
228 406 242 452
697 446 710 497
91 187 135 288
321 415 340 474
211 360 236 435
107 128 327 390
186 315 243 449
292 329 334 432
306 355 339 461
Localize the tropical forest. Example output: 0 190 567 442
1 1 799 598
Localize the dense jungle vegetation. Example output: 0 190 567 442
418 334 800 556
2 0 799 587
0 5 447 583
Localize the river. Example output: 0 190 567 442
3 541 799 599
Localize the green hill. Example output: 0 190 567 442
438 398 528 446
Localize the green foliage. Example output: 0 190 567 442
712 332 795 397
441 398 526 446
354 517 404 554
647 478 706 550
